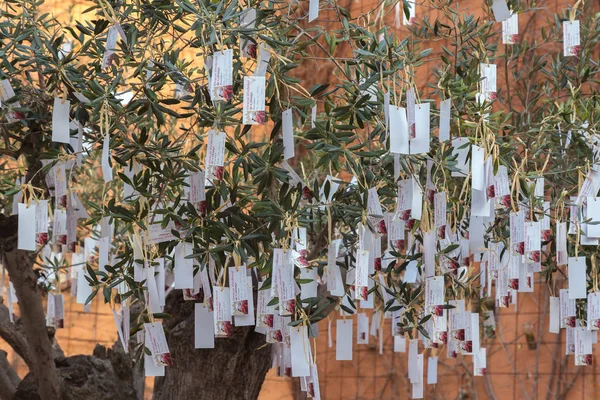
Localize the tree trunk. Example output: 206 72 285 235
153 290 272 400
0 215 61 400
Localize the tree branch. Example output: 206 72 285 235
0 216 60 400
0 349 21 387
0 302 33 367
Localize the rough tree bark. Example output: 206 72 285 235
0 214 139 400
0 214 61 400
153 289 272 400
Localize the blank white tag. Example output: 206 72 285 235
410 103 430 155
52 98 70 143
195 303 215 348
18 203 36 251
390 106 409 154
408 339 419 382
427 356 438 384
568 257 587 299
144 354 164 377
76 265 93 304
102 133 112 183
299 267 317 300
471 145 485 191
404 260 418 283
308 0 319 22
290 326 311 377
586 197 600 237
491 0 511 21
336 320 353 360
174 242 193 289
549 296 560 333
411 354 424 398
282 108 295 160
438 99 451 142
394 335 406 352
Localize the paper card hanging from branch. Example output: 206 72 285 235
239 9 257 59
282 108 295 160
214 287 233 338
335 319 353 360
52 97 70 144
308 0 319 22
234 277 255 327
144 322 171 367
211 49 233 101
502 13 519 44
243 76 266 125
438 98 451 142
568 257 587 299
18 203 36 251
290 325 311 377
491 0 511 22
389 105 409 154
563 20 581 57
410 103 430 155
560 289 576 328
102 24 121 69
229 266 249 316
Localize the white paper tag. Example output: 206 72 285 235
211 49 233 101
205 130 226 167
18 203 36 251
427 356 438 384
568 257 587 299
52 97 70 143
502 13 519 44
308 0 319 22
144 322 171 366
174 242 194 289
243 76 266 125
214 287 233 337
357 313 369 344
563 20 581 57
389 105 409 154
549 296 560 333
102 133 112 183
282 108 295 160
194 303 215 348
491 0 511 22
438 99 451 142
560 289 576 328
410 103 430 155
335 319 353 360
480 64 497 99
229 266 250 316
587 292 600 331
290 326 311 377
